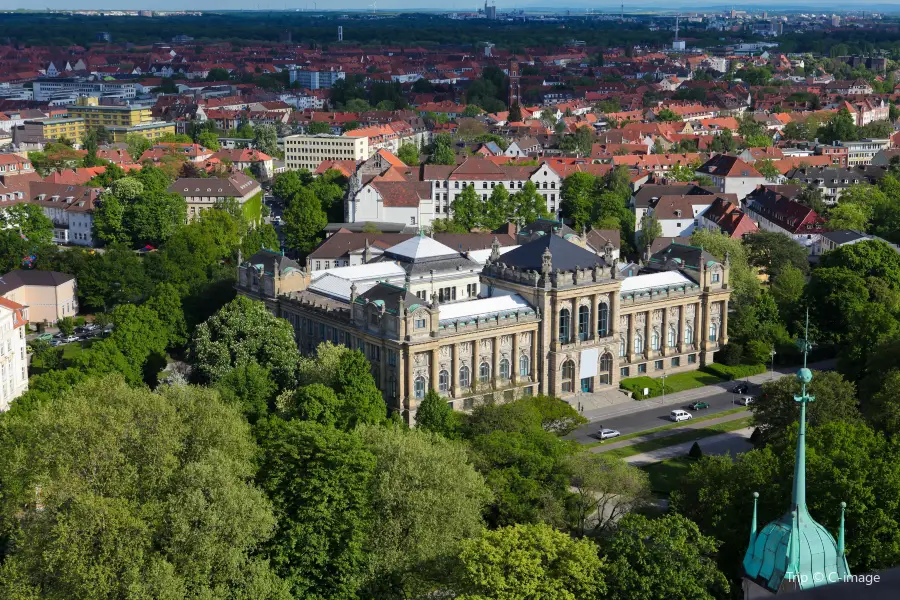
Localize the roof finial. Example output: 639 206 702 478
838 501 847 557
792 309 815 513
749 491 759 545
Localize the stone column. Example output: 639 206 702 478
644 311 651 361
627 313 635 363
406 349 415 410
380 342 388 392
721 301 729 346
662 307 669 358
472 339 480 390
609 292 618 337
700 300 708 351
493 336 501 389
512 332 520 385
431 347 440 393
398 351 407 410
451 343 460 398
678 305 686 354
593 293 600 341
571 298 578 344
530 331 538 387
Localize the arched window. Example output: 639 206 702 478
667 325 677 348
559 308 571 342
599 353 613 385
651 330 660 351
479 361 491 383
597 303 609 337
561 360 575 393
578 305 590 341
634 332 644 354
709 322 719 342
619 335 626 357
500 358 510 380
519 355 530 377
459 365 471 388
685 325 694 345
414 376 426 399
438 369 450 393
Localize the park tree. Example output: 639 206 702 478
510 180 550 226
206 67 231 81
109 303 169 380
451 184 484 231
508 102 523 123
197 130 220 150
558 126 594 157
0 376 289 600
655 108 683 122
638 213 662 251
751 371 862 447
396 142 419 166
357 424 491 598
755 158 780 180
481 183 512 230
560 172 596 230
146 282 188 347
743 231 809 279
601 513 730 600
216 361 277 424
564 452 651 537
253 124 279 156
192 296 299 388
255 418 375 600
125 133 152 163
818 108 859 144
283 187 327 253
451 523 607 599
307 121 331 135
828 202 871 232
56 316 75 337
415 389 461 439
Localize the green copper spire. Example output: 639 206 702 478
838 502 847 557
742 309 850 593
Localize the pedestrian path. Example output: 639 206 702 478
590 410 749 453
624 427 754 466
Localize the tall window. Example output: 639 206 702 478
479 361 491 384
519 355 530 377
599 353 613 385
634 333 644 354
561 360 575 393
685 325 694 345
597 303 609 337
619 336 626 357
709 323 719 342
651 330 660 351
578 305 590 341
414 376 425 399
500 358 510 380
559 308 571 343
439 369 450 393
667 326 677 348
389 376 396 399
459 365 471 388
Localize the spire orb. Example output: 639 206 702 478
797 368 813 384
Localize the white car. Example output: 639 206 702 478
670 409 693 422
597 428 621 440
739 396 755 406
62 335 79 343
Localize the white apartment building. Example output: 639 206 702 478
284 134 369 171
842 139 891 167
0 298 28 411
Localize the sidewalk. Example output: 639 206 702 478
578 359 836 424
623 427 754 466
590 410 750 453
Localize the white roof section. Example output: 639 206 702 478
311 261 406 282
309 274 377 302
438 294 533 323
466 245 519 265
386 235 459 260
620 271 693 293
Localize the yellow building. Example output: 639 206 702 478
107 121 176 143
39 118 86 144
67 97 153 129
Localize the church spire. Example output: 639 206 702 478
791 310 815 513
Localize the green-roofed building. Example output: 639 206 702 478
742 321 850 597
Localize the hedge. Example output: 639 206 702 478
703 363 766 380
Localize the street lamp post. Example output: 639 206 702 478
661 371 667 405
770 348 777 379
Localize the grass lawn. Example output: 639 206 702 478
641 457 695 497
620 370 725 400
30 340 94 374
602 416 753 460
586 407 748 448
61 340 93 361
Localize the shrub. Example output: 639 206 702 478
719 343 744 366
744 339 772 365
703 362 766 380
688 441 704 460
619 376 662 399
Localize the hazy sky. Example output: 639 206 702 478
2 1 880 11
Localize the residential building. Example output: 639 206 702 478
0 269 77 325
743 185 827 254
695 155 767 200
106 120 175 143
783 166 887 204
817 230 900 255
630 184 720 236
31 78 137 102
0 297 28 411
288 69 346 90
697 196 760 239
13 118 86 146
211 148 274 181
168 173 261 222
67 97 154 129
841 138 891 167
284 133 369 172
649 194 732 238
237 234 730 421
28 182 100 246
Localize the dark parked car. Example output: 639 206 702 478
689 401 710 410
732 382 749 394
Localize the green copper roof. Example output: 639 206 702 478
743 314 850 592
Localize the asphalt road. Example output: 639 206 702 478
570 384 758 445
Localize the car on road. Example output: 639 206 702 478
49 339 62 347
62 335 79 343
36 333 54 342
739 396 755 406
732 382 749 394
596 428 621 440
689 401 710 410
670 409 693 422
